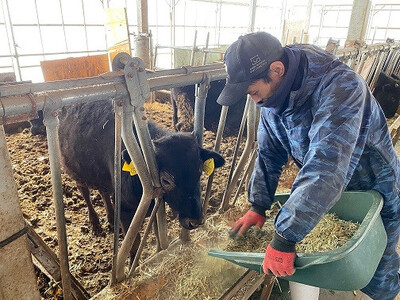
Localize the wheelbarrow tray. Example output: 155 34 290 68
209 191 387 291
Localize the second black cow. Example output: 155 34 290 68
58 100 225 258
373 72 400 118
171 79 247 136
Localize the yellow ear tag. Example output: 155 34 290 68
122 161 138 176
203 158 215 176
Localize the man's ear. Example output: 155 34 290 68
269 61 285 77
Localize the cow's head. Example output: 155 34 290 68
122 132 224 230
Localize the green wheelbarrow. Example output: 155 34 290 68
209 191 387 291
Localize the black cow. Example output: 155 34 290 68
30 110 46 135
373 72 400 118
57 100 225 250
171 79 246 136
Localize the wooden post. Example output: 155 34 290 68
0 125 40 300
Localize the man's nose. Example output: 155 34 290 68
251 95 261 103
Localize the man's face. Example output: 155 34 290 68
246 62 285 104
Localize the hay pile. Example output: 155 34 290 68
118 213 247 300
108 196 359 299
226 203 359 254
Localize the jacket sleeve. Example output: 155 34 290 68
248 111 289 210
275 70 371 243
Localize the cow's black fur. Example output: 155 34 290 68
171 79 247 136
373 72 400 118
58 100 224 245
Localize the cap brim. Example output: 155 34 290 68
217 80 250 106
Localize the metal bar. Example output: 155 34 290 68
0 64 226 97
43 110 72 300
370 51 390 88
111 101 123 285
155 198 169 250
222 97 257 211
0 63 225 97
9 23 105 27
356 52 368 74
156 44 225 53
4 0 22 80
231 147 257 207
193 79 210 145
33 0 45 60
203 105 228 213
181 78 211 242
0 49 107 59
116 101 154 282
58 0 69 52
127 198 162 278
124 57 169 250
248 0 257 33
0 72 228 125
220 98 250 211
81 0 89 52
202 32 210 65
190 30 198 66
0 82 123 120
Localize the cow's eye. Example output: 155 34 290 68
160 171 176 191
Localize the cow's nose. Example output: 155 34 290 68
180 217 203 229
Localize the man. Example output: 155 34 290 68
217 31 400 299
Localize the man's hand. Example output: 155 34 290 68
229 209 266 238
262 233 296 277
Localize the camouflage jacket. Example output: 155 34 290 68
248 44 400 243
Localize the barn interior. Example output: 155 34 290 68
1 0 400 299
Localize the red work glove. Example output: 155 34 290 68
263 232 296 277
229 207 266 238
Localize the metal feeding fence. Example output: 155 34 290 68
1 39 400 299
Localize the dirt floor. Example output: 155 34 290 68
2 99 332 299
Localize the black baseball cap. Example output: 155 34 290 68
217 32 284 106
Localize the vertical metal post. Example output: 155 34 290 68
190 30 198 66
181 77 210 242
80 0 90 52
170 0 176 68
43 110 73 300
33 0 45 58
111 100 122 285
57 0 69 52
217 0 222 46
136 0 150 68
0 125 40 300
220 98 250 211
372 26 377 44
285 29 290 45
202 32 210 65
4 0 22 80
304 0 313 33
248 0 257 33
203 105 228 213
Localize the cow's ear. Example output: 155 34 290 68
199 148 225 168
122 149 132 163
